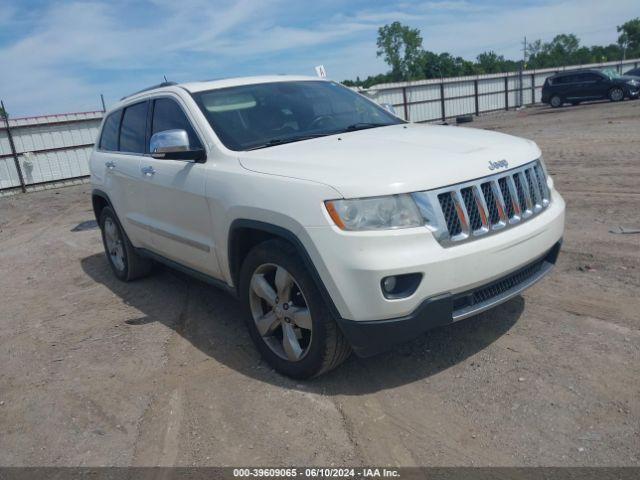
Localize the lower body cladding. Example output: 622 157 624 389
304 191 565 357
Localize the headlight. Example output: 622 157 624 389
628 80 639 86
325 194 425 231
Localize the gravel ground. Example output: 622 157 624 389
0 99 638 467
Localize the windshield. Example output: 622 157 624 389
601 68 621 79
191 81 403 151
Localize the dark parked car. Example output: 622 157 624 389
625 67 640 78
541 68 640 107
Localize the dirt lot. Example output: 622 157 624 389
1 100 638 467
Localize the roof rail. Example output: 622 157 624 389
120 81 178 100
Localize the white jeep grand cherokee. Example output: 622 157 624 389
90 76 565 378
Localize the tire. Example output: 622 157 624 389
99 206 153 282
608 87 625 102
550 95 562 108
239 239 351 379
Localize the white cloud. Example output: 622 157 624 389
0 0 638 116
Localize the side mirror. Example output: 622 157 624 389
380 103 397 115
150 129 206 162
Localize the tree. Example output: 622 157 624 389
618 18 640 57
476 51 507 73
345 18 639 87
376 22 423 81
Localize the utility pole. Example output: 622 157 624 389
519 36 527 107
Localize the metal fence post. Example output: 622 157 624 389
401 87 409 121
440 82 446 122
504 76 509 111
518 69 523 107
1 100 26 193
474 79 479 116
531 73 535 104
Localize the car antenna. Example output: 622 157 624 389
163 75 168 82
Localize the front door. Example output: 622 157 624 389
138 96 220 278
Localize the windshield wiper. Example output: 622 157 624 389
342 122 390 132
245 133 333 151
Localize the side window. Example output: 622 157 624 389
583 73 601 82
119 102 148 154
99 110 121 151
151 98 202 149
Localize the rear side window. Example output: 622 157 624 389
151 98 202 149
582 73 601 82
99 111 121 151
119 102 148 154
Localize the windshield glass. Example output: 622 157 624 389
191 81 403 151
601 68 620 79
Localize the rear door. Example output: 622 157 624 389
138 96 220 277
96 102 151 248
559 74 582 100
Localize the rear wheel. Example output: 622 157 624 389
99 207 153 281
239 239 351 378
609 87 624 102
550 95 563 108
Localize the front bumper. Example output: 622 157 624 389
337 240 561 357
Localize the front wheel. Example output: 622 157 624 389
609 87 625 102
239 239 351 378
550 95 563 108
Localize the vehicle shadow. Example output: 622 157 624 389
81 253 523 395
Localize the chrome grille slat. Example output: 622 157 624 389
525 168 543 212
505 175 522 221
451 190 471 239
490 180 509 227
517 171 534 217
533 164 550 206
421 159 551 247
471 185 490 234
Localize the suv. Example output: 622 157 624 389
91 76 565 378
542 68 640 107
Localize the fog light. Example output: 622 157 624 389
381 273 423 299
382 276 397 293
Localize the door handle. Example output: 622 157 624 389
105 160 116 170
141 165 156 176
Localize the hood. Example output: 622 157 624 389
238 123 541 198
616 75 639 83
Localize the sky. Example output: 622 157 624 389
0 0 638 117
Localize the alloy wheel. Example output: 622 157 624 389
610 88 624 101
248 263 313 362
104 217 126 272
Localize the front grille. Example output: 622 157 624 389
421 160 551 246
